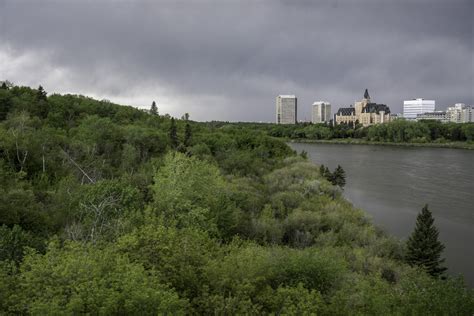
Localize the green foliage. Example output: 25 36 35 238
0 88 12 121
150 100 158 115
117 222 217 299
151 152 239 236
0 225 42 263
184 122 192 147
406 204 447 277
14 241 188 314
319 164 346 188
0 84 471 315
202 243 345 312
332 165 346 188
228 120 474 143
169 117 179 149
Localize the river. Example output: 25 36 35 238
289 142 474 287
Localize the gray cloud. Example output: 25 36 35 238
0 0 472 121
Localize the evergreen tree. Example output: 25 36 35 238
323 166 332 182
150 101 158 115
35 85 49 119
332 165 346 188
406 204 447 277
0 82 7 90
319 164 326 176
37 85 47 101
169 118 179 149
0 89 12 121
184 122 192 147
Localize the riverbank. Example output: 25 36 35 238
287 138 474 150
289 142 474 288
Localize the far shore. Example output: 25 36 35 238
287 138 474 150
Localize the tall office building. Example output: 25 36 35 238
403 98 435 120
276 95 297 124
446 103 473 123
312 101 331 123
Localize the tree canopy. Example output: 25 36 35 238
0 84 472 314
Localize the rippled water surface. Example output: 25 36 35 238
290 143 474 286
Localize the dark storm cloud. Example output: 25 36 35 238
0 0 472 121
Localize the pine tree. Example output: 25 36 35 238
332 165 346 188
323 166 332 182
406 204 447 277
319 164 326 176
169 118 179 149
150 101 158 115
34 85 49 119
184 122 192 147
0 88 12 121
37 85 47 101
0 82 7 90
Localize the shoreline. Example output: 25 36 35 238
286 138 474 150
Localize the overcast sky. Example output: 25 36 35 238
0 0 472 121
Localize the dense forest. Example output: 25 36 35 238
0 84 473 314
216 119 474 144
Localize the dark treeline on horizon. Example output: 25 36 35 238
0 84 473 314
206 120 474 144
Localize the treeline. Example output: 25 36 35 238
219 120 474 143
0 84 473 314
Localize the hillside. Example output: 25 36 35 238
0 84 473 314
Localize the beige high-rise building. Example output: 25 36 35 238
312 101 331 123
334 89 391 127
276 95 297 124
446 103 473 123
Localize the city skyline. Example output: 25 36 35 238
0 0 472 122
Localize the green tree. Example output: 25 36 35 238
36 85 47 101
151 152 225 233
319 165 333 183
150 101 158 115
184 122 192 147
0 88 12 121
34 85 49 119
169 118 179 149
319 164 325 174
406 204 446 277
332 165 346 188
15 241 188 314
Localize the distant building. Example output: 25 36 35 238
391 113 403 120
403 98 435 120
417 111 448 123
334 89 391 127
446 103 472 123
334 106 356 125
312 101 331 124
276 95 297 124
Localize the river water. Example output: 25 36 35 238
289 142 474 287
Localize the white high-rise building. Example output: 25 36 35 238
446 103 473 123
403 98 435 120
276 95 297 124
311 101 331 124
